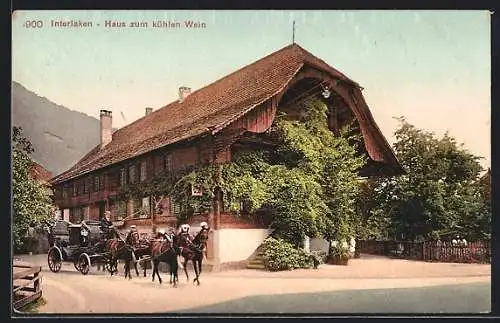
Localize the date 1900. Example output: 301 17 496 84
23 20 43 28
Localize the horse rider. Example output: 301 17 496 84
176 224 192 265
200 221 209 231
199 221 210 258
155 228 167 241
125 225 140 246
178 224 192 245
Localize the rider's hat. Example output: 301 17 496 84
200 221 208 229
180 224 190 231
157 228 166 235
130 225 137 230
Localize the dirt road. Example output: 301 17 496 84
13 254 491 314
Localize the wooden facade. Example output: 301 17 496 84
52 141 214 222
51 44 402 230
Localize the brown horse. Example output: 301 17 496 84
177 227 209 286
150 239 179 286
105 238 135 279
128 232 152 277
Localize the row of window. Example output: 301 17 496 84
113 195 181 219
119 154 172 186
60 154 173 199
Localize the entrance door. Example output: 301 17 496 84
98 201 106 220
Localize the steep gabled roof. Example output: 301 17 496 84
50 43 393 184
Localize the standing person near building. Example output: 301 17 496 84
25 225 36 255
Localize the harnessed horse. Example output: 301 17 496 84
177 227 209 285
105 237 136 279
150 237 179 286
131 233 154 277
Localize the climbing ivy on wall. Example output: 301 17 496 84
119 99 366 247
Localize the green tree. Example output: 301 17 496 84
273 99 365 245
12 127 54 250
220 99 365 247
368 117 489 241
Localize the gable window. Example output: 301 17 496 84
120 168 127 187
140 161 147 182
94 176 100 192
164 154 172 172
128 165 137 184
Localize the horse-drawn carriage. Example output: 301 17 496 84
47 220 114 275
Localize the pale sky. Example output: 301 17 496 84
12 10 491 169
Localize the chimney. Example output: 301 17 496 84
145 107 153 116
178 86 191 103
100 109 112 148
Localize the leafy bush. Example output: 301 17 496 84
262 237 313 271
329 244 351 259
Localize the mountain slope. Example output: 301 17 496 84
12 81 101 176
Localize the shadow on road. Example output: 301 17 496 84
176 282 491 314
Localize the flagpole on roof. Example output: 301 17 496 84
292 20 295 44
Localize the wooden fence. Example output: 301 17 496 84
357 240 491 264
12 261 43 311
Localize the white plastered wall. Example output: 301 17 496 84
215 228 272 263
310 237 329 254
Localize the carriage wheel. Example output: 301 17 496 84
47 247 62 273
78 253 91 275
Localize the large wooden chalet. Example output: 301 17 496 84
49 43 402 269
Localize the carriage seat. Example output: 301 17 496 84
61 245 81 258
